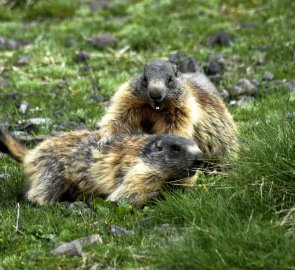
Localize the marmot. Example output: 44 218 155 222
0 130 203 208
98 60 238 161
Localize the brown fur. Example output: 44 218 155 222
0 130 28 162
0 131 203 208
99 63 238 161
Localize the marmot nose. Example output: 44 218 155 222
192 150 204 167
186 146 204 167
196 150 203 160
148 91 163 102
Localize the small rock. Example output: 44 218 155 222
287 79 295 92
158 224 171 232
246 66 253 76
0 36 30 50
19 122 38 134
220 89 230 101
251 79 259 88
66 234 103 247
204 62 222 76
179 57 203 73
271 79 287 86
253 55 265 65
54 120 87 131
26 118 52 125
0 173 11 181
81 208 93 214
51 241 83 256
250 45 269 52
79 64 93 73
90 93 108 103
110 224 132 237
50 234 102 256
236 96 255 108
160 236 184 247
116 16 128 23
137 217 153 228
50 131 61 137
90 263 104 270
18 40 31 47
262 72 274 81
169 52 189 65
169 52 203 73
69 201 88 210
3 92 21 101
14 56 30 67
64 38 76 48
0 77 10 88
229 78 257 96
6 39 18 49
55 79 71 89
0 120 10 130
88 0 116 11
206 53 229 66
239 21 257 28
88 34 117 49
11 131 27 138
74 51 90 63
208 31 235 46
0 36 17 49
19 101 29 114
229 100 237 106
285 112 295 121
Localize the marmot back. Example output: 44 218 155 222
0 130 203 208
98 60 238 161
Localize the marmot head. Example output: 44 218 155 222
142 134 203 179
131 60 185 111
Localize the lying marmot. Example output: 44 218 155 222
99 60 238 161
0 130 203 208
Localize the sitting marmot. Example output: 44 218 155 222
98 60 238 161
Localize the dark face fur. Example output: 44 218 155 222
142 134 203 179
131 60 185 111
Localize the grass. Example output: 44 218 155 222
0 0 294 269
150 192 294 270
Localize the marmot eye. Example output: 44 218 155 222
157 146 163 151
142 75 148 87
171 144 181 152
167 76 174 86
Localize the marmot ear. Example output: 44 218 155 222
172 64 178 77
155 139 163 151
143 64 148 74
130 76 141 91
150 139 163 153
141 74 148 88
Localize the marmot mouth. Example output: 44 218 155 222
151 101 165 111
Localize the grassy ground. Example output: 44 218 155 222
0 0 294 269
